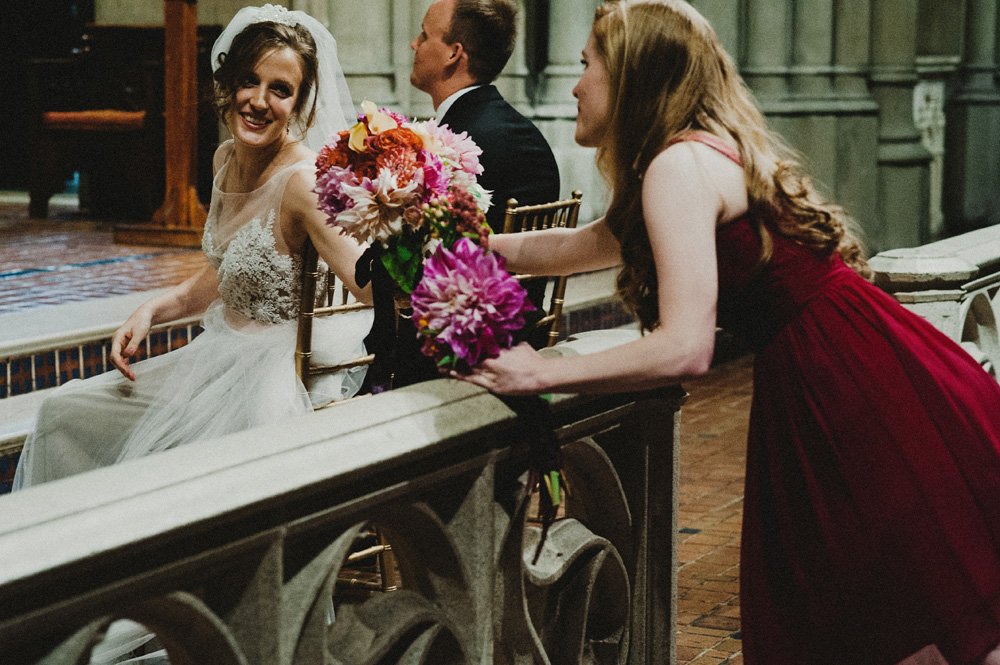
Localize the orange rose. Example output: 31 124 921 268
369 127 424 155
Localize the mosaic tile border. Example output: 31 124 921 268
0 321 203 400
0 299 633 401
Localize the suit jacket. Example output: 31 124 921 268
441 85 561 235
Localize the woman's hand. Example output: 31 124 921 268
109 307 153 381
452 343 547 396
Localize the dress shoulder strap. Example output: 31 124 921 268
667 131 743 167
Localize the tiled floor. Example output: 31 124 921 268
0 193 762 663
0 194 207 315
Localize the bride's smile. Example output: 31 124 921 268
232 46 303 148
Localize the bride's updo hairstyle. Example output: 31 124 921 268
212 20 320 139
591 0 869 332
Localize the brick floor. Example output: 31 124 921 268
676 354 752 664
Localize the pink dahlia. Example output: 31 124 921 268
314 165 356 216
425 120 484 177
411 238 533 367
420 150 450 200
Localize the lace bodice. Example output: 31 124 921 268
202 143 313 324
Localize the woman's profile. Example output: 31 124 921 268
13 4 372 490
461 1 1000 662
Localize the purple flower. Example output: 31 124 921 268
411 238 534 366
420 151 450 200
314 165 356 216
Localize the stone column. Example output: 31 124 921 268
944 0 1000 232
828 0 880 249
405 0 436 118
325 0 397 113
914 0 963 240
869 0 932 249
742 0 791 102
690 0 740 56
535 0 605 218
493 0 530 110
741 0 880 250
782 0 838 189
536 0 592 116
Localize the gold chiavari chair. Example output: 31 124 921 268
502 190 583 347
294 237 375 397
294 238 402 596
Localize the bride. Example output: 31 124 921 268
13 4 372 490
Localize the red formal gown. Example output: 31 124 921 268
692 133 1000 664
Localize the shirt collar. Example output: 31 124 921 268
435 85 483 121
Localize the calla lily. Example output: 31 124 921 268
361 100 399 134
348 121 368 152
368 111 398 134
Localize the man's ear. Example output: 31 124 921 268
446 41 467 71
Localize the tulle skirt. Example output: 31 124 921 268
14 300 372 488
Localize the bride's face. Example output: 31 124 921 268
573 33 611 148
231 47 304 149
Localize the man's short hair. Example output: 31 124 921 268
446 0 517 83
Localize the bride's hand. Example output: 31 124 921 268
110 308 153 381
452 343 546 396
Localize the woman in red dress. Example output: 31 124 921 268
458 1 1000 663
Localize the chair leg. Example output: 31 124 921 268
28 190 50 220
28 130 72 220
28 136 54 219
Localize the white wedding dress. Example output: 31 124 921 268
14 142 372 489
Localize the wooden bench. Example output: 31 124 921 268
26 24 221 221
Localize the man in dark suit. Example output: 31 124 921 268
410 0 561 238
362 0 561 392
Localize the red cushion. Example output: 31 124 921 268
42 109 146 131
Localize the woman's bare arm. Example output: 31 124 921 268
461 142 742 394
488 217 621 276
286 169 373 304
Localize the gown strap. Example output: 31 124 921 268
667 131 743 167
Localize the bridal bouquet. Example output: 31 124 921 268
314 101 533 369
315 103 560 545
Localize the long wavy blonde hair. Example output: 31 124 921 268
591 0 870 331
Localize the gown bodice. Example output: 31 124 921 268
715 217 858 352
673 131 862 352
202 143 313 325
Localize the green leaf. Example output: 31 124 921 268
381 231 426 293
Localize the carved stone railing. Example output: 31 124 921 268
0 330 684 665
870 224 1000 377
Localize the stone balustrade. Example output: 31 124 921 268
0 329 684 665
870 224 1000 376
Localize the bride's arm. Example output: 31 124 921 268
110 266 220 380
286 170 373 305
488 217 621 276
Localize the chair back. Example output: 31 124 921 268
295 238 375 388
502 190 583 347
294 244 397 592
